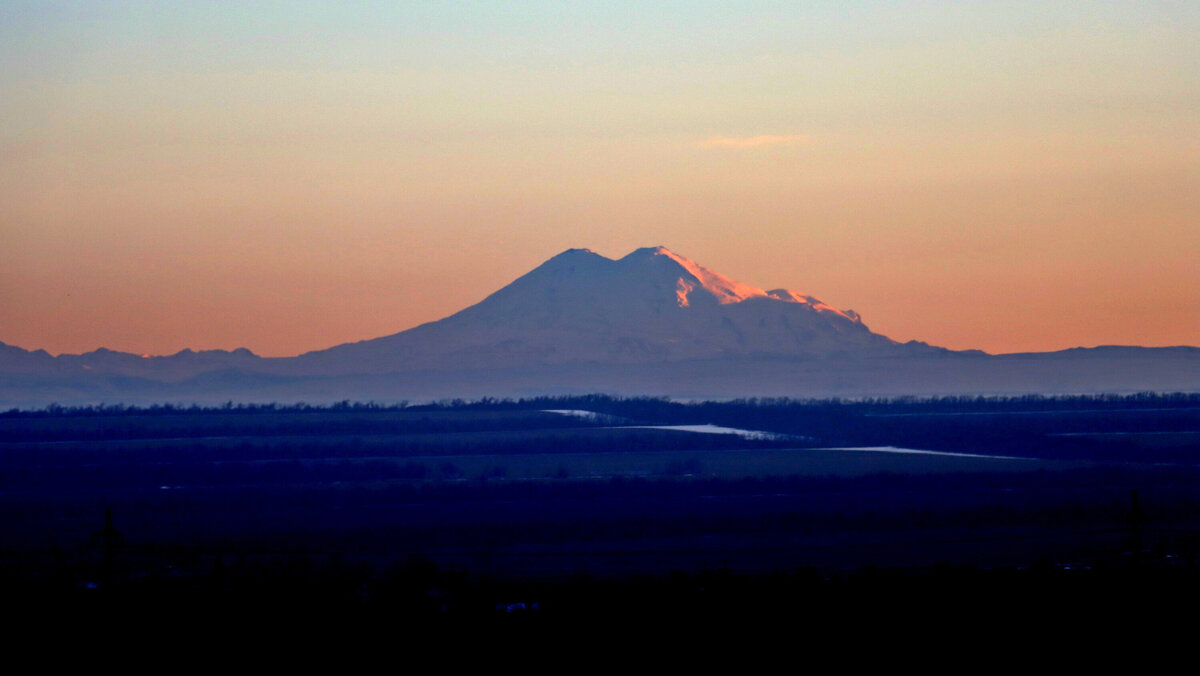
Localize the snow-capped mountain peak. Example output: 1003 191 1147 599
619 246 768 306
288 246 894 372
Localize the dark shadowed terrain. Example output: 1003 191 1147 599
3 393 1199 631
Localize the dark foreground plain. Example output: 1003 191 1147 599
3 394 1199 633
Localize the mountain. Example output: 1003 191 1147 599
287 246 938 375
1 246 1197 406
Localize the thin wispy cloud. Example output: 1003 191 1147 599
699 134 813 149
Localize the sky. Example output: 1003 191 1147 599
2 1 1197 357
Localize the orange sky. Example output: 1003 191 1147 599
2 3 1197 356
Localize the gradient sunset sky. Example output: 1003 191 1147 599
2 1 1197 357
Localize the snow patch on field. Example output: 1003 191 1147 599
820 446 1029 460
625 423 793 440
543 410 791 440
543 409 604 420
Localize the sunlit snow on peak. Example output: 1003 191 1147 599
621 246 768 305
766 289 859 322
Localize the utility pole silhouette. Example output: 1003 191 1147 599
91 508 125 586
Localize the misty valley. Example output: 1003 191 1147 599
3 393 1199 631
